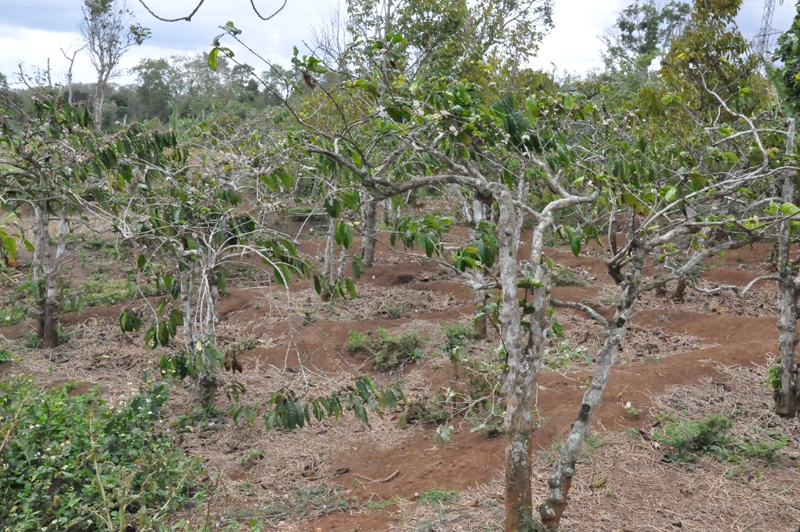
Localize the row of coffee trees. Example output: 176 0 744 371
1 0 798 529
206 0 800 528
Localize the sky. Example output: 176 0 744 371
0 0 795 88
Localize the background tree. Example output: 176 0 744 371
600 0 690 77
773 2 800 117
80 0 150 129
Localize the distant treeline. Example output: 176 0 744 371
0 53 300 129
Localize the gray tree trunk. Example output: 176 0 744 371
180 265 195 353
539 249 645 529
362 198 378 267
32 199 68 349
323 216 336 285
775 119 799 417
471 198 489 339
496 188 549 532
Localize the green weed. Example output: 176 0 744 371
346 328 425 372
364 496 397 510
545 339 591 370
442 322 475 360
0 375 202 531
418 488 459 506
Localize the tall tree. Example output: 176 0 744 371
773 2 800 116
80 0 150 129
131 58 178 121
601 0 690 77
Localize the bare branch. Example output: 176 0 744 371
552 298 609 327
135 0 206 22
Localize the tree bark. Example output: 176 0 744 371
180 265 195 353
497 189 547 532
775 118 799 418
324 216 336 284
32 199 67 349
471 198 488 339
362 198 378 267
539 249 644 529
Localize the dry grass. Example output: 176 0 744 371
545 310 707 368
338 364 800 532
629 282 780 318
274 285 461 323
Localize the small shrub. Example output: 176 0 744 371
442 322 475 360
298 308 317 325
545 339 591 370
346 330 372 353
0 375 202 531
382 305 405 319
654 413 733 460
347 328 424 372
0 303 27 327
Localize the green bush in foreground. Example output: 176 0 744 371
0 375 202 531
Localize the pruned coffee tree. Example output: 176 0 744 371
0 99 117 347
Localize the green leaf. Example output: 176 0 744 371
208 48 220 71
324 198 341 219
569 233 581 257
351 255 364 279
344 277 357 299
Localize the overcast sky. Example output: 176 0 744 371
0 0 795 88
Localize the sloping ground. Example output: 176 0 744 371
0 239 797 531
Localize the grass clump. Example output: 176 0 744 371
418 488 459 505
654 413 789 464
346 328 424 372
654 413 733 461
552 267 587 287
0 375 202 531
78 273 156 308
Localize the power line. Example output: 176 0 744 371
0 3 330 15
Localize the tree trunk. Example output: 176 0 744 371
362 198 378 267
539 249 644 529
471 198 488 339
496 189 547 532
92 84 105 130
672 278 687 300
775 118 799 418
180 266 195 353
32 199 67 349
776 158 799 415
324 216 336 284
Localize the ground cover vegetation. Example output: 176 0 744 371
0 0 799 530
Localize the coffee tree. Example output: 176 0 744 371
0 98 116 347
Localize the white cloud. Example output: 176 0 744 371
1 0 796 88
